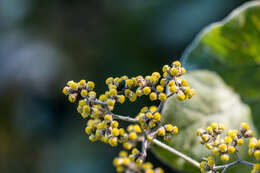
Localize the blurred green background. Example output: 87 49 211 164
0 0 251 173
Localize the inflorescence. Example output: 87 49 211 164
62 60 195 173
197 123 259 173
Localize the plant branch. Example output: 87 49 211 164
152 139 200 169
214 151 255 172
112 113 138 123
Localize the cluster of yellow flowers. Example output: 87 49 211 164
197 123 258 173
248 137 260 160
252 164 260 173
62 60 195 173
113 150 164 173
197 123 253 162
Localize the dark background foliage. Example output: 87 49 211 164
0 0 249 172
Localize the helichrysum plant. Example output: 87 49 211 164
62 60 260 173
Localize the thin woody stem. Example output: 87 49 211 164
90 99 138 123
152 139 200 168
112 113 138 123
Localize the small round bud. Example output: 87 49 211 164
87 81 95 90
173 61 181 67
136 89 143 97
156 85 164 92
159 93 167 101
169 86 176 93
109 137 118 147
221 154 230 162
170 68 178 76
109 88 117 97
68 94 77 103
224 136 233 144
177 93 185 101
219 144 227 152
118 95 125 104
112 128 119 136
181 79 189 87
149 92 157 101
129 132 137 140
237 139 244 146
240 122 249 131
157 128 166 136
62 86 70 95
79 80 86 88
180 67 186 75
228 146 236 153
112 121 119 128
153 112 161 121
143 87 151 95
254 150 260 160
81 89 88 97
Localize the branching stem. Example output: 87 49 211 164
214 151 255 172
152 139 201 169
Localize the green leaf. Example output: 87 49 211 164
152 70 256 173
182 1 260 129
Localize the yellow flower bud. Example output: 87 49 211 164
106 77 113 85
153 112 161 121
112 121 119 128
107 99 115 107
170 68 178 76
89 135 96 142
129 132 137 140
85 127 92 135
83 105 91 114
119 128 125 136
177 93 185 101
221 154 230 162
149 92 157 101
109 137 118 147
156 85 164 92
237 139 244 146
68 94 77 103
173 61 181 67
78 100 86 106
157 128 166 136
228 146 236 153
112 128 119 136
240 123 249 131
118 95 125 104
62 86 70 95
136 89 143 97
143 87 151 95
162 65 169 73
88 91 96 98
207 159 214 167
109 88 117 97
224 136 233 144
129 94 137 102
254 150 260 160
87 81 95 90
126 79 134 88
181 79 189 87
219 144 227 152
180 67 186 75
159 93 167 101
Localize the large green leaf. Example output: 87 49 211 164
153 70 256 173
182 1 260 128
